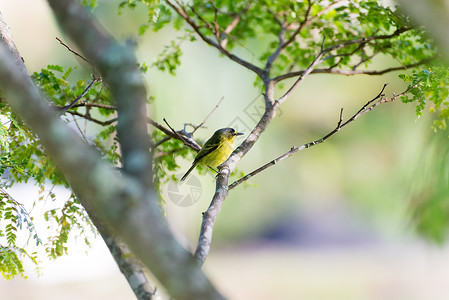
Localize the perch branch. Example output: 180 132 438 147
44 0 222 298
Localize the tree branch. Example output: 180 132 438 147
69 101 116 110
0 37 223 300
153 96 224 149
275 44 326 106
48 0 153 188
58 76 100 116
272 58 433 82
194 97 278 264
192 96 224 134
265 0 346 72
229 82 419 189
66 110 117 126
0 1 223 298
150 118 201 151
56 36 91 65
0 11 26 74
165 0 264 77
219 10 242 48
0 11 160 300
90 212 157 300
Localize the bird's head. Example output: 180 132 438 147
215 128 244 141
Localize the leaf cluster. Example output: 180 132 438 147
44 196 96 259
1 65 115 279
0 190 40 280
121 0 436 81
400 66 449 131
0 101 63 188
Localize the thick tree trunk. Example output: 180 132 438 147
0 4 223 299
0 9 156 300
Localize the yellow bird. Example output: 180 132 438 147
181 128 244 181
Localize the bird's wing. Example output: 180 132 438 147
193 139 220 164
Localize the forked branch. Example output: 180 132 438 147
165 0 263 77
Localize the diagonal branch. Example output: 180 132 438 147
56 37 91 65
48 0 153 188
149 118 201 151
163 118 195 148
90 213 157 300
219 12 242 48
205 0 252 49
0 11 157 300
58 76 100 116
194 94 279 265
30 0 223 298
275 38 327 106
153 97 223 150
194 79 421 263
229 82 419 190
191 96 224 134
0 24 224 300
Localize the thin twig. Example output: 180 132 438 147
154 97 224 148
265 0 346 72
228 83 419 190
70 114 90 143
165 0 264 77
69 101 116 110
272 57 434 82
56 37 91 65
272 27 416 84
66 110 117 126
56 37 102 117
192 96 224 134
149 118 201 151
163 118 197 149
58 76 100 116
275 39 326 105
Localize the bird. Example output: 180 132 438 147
181 128 244 181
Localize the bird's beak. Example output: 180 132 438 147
235 132 244 136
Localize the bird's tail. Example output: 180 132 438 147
181 163 197 181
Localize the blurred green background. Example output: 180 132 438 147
2 1 449 300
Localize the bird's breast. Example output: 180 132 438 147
202 140 234 168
